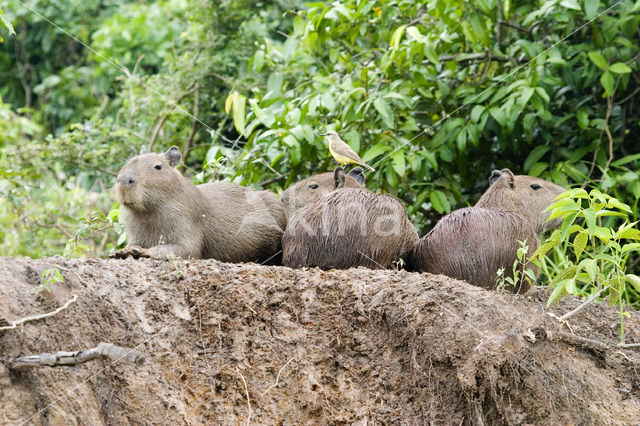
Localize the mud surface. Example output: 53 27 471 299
1 256 640 424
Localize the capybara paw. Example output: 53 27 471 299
109 246 149 259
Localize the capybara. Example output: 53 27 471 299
409 168 565 293
282 168 418 269
281 167 365 218
112 146 286 262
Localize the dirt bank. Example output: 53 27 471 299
1 256 639 424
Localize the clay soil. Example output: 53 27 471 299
1 256 640 425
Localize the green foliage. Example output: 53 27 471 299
40 267 63 293
495 241 537 292
0 0 638 303
0 8 15 42
533 188 640 342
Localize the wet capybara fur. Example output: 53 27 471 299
281 167 365 218
409 168 565 292
114 146 286 262
282 169 418 269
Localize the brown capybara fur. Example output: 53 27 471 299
113 146 286 262
409 168 565 293
282 170 418 269
281 167 365 218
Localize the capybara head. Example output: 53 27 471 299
476 168 566 233
115 146 185 212
281 167 365 218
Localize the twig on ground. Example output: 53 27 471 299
0 295 78 331
262 358 295 396
236 366 252 426
531 327 609 351
618 343 640 348
557 287 606 322
6 342 145 369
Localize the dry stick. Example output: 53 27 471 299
557 287 606 322
618 343 640 348
261 358 295 396
540 328 609 351
183 83 200 161
603 95 615 172
0 295 78 331
6 342 145 369
147 83 198 150
235 366 252 426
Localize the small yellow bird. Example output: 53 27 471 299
321 130 375 172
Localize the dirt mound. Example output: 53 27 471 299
1 256 640 424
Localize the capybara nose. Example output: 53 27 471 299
118 175 135 187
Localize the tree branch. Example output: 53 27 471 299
184 83 200 160
259 172 290 187
6 342 145 369
148 83 198 150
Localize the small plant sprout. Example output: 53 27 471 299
532 188 640 344
495 240 536 292
40 268 64 293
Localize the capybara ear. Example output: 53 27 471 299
139 145 147 155
499 168 515 189
348 167 365 185
489 169 502 185
165 146 182 167
333 167 346 190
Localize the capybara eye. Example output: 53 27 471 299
308 184 319 189
154 165 162 170
530 184 541 190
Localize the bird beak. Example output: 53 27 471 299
320 133 328 136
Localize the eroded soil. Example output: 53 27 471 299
1 256 640 424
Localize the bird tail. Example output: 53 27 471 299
361 162 375 172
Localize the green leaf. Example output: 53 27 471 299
611 153 640 167
249 99 275 127
547 279 569 307
561 0 581 10
390 25 406 50
225 92 234 114
626 274 640 292
0 10 14 35
362 143 391 163
600 71 615 96
583 207 597 236
391 150 406 177
622 243 640 254
573 231 588 259
560 211 580 240
430 190 451 214
618 226 640 240
405 26 423 41
532 240 558 260
580 258 598 283
524 146 550 172
588 51 607 70
374 98 395 128
293 16 305 36
609 62 632 74
470 105 485 122
584 0 599 19
606 198 632 213
576 108 589 129
231 92 246 134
